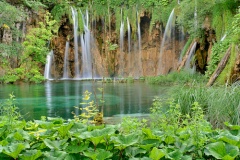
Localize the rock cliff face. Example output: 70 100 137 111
49 13 192 79
1 3 238 82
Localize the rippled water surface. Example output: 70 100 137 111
0 81 169 120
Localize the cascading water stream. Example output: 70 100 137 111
63 41 70 79
137 11 143 78
71 7 80 78
80 10 94 79
119 9 125 77
44 50 53 80
185 42 197 70
158 8 175 75
127 17 131 76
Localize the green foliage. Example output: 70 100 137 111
216 44 238 84
121 117 147 134
177 0 214 38
0 94 240 159
0 94 22 132
206 39 231 78
180 37 194 59
170 84 240 128
23 11 58 64
145 70 206 85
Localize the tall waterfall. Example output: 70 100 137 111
80 10 93 79
158 8 175 75
185 42 197 70
44 50 53 80
127 17 131 76
71 7 80 78
63 41 70 79
136 11 143 78
119 9 125 77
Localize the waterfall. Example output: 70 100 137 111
63 41 70 79
158 8 175 75
185 42 197 70
71 7 80 78
127 17 131 76
79 10 95 79
137 11 143 78
44 50 53 80
119 9 125 77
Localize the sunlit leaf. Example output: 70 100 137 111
43 150 67 160
204 141 239 159
149 147 165 160
43 139 68 150
19 150 42 160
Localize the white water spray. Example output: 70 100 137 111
71 7 80 78
44 50 53 80
63 41 70 79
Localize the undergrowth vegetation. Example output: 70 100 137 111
145 70 207 85
0 93 240 159
170 83 240 128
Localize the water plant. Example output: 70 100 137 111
0 94 240 159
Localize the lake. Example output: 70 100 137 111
0 81 169 121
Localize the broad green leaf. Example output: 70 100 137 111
142 128 159 139
181 155 192 160
139 139 159 151
43 150 67 160
47 117 64 125
219 131 239 146
125 147 146 157
2 143 26 159
83 150 97 160
66 142 89 153
19 150 42 160
96 150 113 160
149 147 165 160
166 150 182 160
111 133 139 150
129 157 151 160
57 122 73 138
69 122 87 133
43 139 68 150
34 120 54 129
224 122 240 130
164 135 175 144
204 141 239 159
64 154 82 160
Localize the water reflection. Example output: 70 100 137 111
0 81 169 120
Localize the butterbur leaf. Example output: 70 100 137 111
166 150 182 159
125 146 146 157
43 139 68 150
204 141 239 159
96 150 113 160
111 133 139 150
149 147 165 160
19 150 42 160
2 143 26 159
219 131 239 146
66 142 89 153
43 150 67 160
129 158 151 160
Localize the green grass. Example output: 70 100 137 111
170 84 240 128
145 70 207 85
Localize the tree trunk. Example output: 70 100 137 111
207 46 232 86
177 40 196 71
